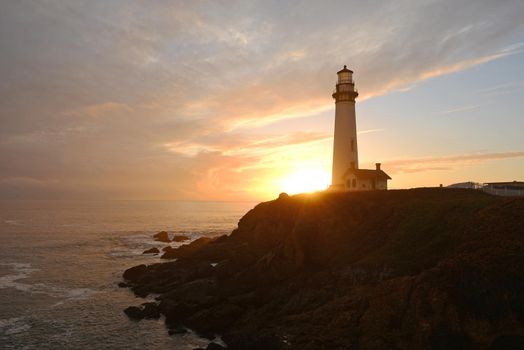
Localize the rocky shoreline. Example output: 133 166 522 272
122 188 524 349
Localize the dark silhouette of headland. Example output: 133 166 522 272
121 188 524 349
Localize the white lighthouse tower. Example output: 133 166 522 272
330 66 391 191
331 65 359 189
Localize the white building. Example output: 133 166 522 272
330 66 391 191
483 181 524 197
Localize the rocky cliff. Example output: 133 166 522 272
123 188 524 349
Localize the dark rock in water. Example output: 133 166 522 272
122 264 147 282
118 282 128 288
122 189 524 349
168 325 188 335
172 234 190 242
124 306 143 320
142 247 160 255
153 231 170 242
123 303 160 320
141 302 160 319
162 245 172 252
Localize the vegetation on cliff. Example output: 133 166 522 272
123 188 524 349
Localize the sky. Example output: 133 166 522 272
1 0 523 201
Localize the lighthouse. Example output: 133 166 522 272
330 66 391 191
331 66 359 188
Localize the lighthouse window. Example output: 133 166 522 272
351 139 355 151
352 179 356 188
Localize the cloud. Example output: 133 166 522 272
165 131 330 157
358 129 385 135
63 102 133 118
383 151 524 174
0 0 523 199
436 105 480 115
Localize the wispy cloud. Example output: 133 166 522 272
476 79 524 97
358 128 385 135
384 151 524 174
1 1 523 199
63 102 133 118
436 105 480 115
165 131 330 158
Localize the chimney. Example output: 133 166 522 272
375 163 381 171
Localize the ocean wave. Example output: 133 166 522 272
0 263 39 292
3 220 21 226
109 229 225 259
0 317 31 336
0 262 98 304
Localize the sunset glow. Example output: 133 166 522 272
0 1 523 201
279 168 330 195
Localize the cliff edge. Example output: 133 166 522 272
123 188 524 349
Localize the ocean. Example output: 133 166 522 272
0 200 255 349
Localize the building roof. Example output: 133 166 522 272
343 168 392 180
485 181 524 185
337 65 353 74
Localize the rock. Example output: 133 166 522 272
172 234 190 242
141 302 160 319
122 264 147 282
489 335 524 349
142 247 160 255
168 325 188 335
153 231 170 242
278 192 289 200
124 303 160 320
124 306 143 320
118 282 128 288
161 237 213 259
162 246 172 252
206 343 226 350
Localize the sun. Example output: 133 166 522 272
279 168 330 195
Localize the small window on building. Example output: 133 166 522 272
352 179 356 188
346 180 351 188
351 139 355 152
350 161 355 169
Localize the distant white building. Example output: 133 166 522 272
330 66 391 191
447 182 483 189
483 181 524 197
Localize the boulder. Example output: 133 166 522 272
141 302 160 319
123 264 147 282
123 303 160 320
124 306 143 320
168 325 188 335
162 246 172 252
142 247 160 255
206 343 226 350
173 234 190 242
153 231 170 242
278 192 289 200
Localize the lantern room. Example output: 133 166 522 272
337 65 353 84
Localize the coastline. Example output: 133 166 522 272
122 188 524 349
